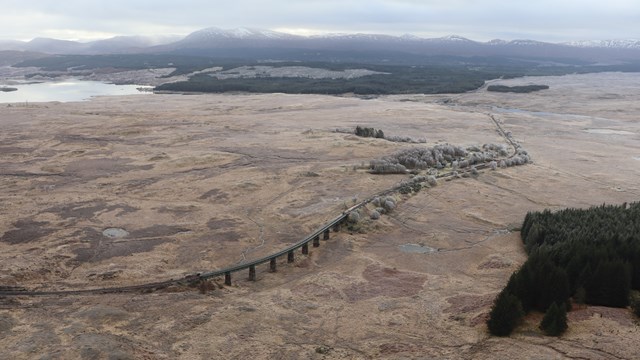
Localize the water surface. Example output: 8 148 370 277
398 243 438 254
0 79 151 103
583 128 634 135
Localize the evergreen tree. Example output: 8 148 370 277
586 260 631 307
536 264 570 311
631 294 640 318
540 302 567 336
487 290 524 336
490 201 640 337
524 223 542 252
506 265 533 312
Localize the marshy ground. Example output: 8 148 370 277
1 72 639 359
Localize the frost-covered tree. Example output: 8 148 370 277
383 196 397 212
348 210 361 223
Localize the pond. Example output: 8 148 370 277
398 243 438 254
0 79 152 103
583 128 635 135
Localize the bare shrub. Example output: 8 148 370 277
383 197 397 212
427 175 438 186
355 125 383 138
412 175 427 183
384 200 396 211
348 210 361 223
369 160 407 174
372 197 381 207
353 125 428 143
369 142 527 175
385 135 427 143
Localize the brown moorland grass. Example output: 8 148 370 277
1 72 639 359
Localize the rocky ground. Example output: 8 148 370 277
1 72 639 359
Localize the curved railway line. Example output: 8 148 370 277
0 111 522 297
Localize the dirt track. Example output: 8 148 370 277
1 72 640 359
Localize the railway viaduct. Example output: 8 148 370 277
0 112 521 297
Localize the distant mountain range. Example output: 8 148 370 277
2 27 640 64
0 35 182 55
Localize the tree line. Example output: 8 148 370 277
369 143 526 175
488 202 640 336
487 85 549 93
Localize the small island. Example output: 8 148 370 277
487 84 549 93
0 86 18 92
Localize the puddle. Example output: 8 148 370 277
493 107 557 117
102 228 129 238
398 243 438 254
583 128 634 135
633 157 640 161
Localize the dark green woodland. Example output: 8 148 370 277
488 202 640 336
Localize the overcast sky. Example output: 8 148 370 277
2 0 639 42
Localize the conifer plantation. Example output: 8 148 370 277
488 202 640 336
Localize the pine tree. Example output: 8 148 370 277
540 302 567 336
524 223 541 252
586 260 631 307
487 290 524 336
537 264 570 311
506 266 533 312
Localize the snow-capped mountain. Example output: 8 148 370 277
181 27 300 42
487 39 508 45
505 39 549 46
2 27 640 64
563 39 640 49
429 35 474 43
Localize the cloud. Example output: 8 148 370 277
1 0 638 42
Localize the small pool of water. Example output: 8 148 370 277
492 106 558 117
0 79 152 103
583 128 634 135
398 243 438 254
103 228 129 238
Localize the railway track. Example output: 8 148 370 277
0 165 491 297
0 189 385 297
0 111 522 298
